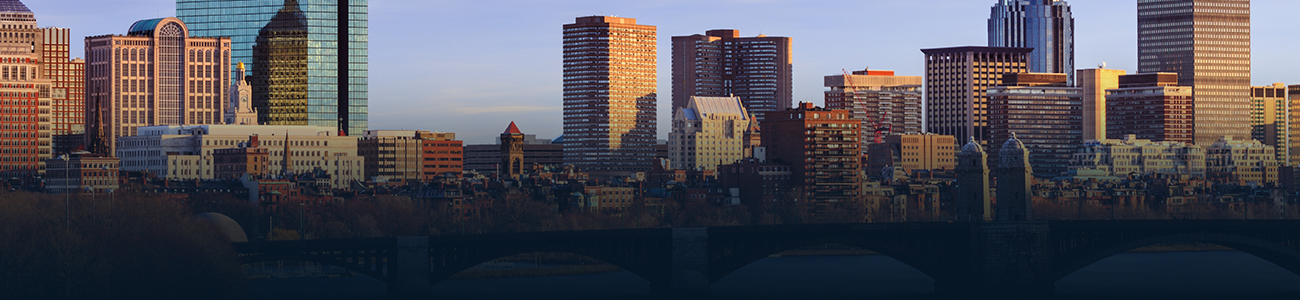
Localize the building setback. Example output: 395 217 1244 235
987 73 1082 177
1251 83 1288 163
669 96 751 171
177 0 369 135
85 17 232 155
562 16 658 178
1076 68 1125 141
922 46 1032 145
762 103 861 215
671 29 792 121
824 68 923 149
988 0 1075 84
1105 73 1194 144
1138 0 1251 145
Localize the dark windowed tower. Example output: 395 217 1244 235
988 0 1075 84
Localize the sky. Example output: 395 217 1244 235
22 0 1300 144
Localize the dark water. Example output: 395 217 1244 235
248 251 1300 300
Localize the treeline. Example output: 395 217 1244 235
0 191 245 300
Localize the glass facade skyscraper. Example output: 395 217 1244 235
177 0 368 135
988 0 1075 85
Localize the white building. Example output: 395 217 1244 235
1070 134 1206 178
669 96 751 171
1206 136 1280 185
115 125 363 189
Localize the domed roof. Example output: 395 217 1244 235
195 212 248 243
960 137 984 153
1001 132 1026 151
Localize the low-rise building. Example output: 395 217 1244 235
866 134 956 178
44 153 119 193
1070 134 1205 178
464 134 563 175
1206 136 1280 185
213 135 270 180
717 158 793 207
421 132 463 180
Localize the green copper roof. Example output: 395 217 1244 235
128 18 166 36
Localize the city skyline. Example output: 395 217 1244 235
20 0 1300 144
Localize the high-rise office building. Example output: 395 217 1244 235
85 17 232 155
1106 73 1194 144
0 0 51 176
824 69 923 149
922 46 1032 145
562 16 657 178
988 73 1082 177
672 29 792 121
42 28 84 140
1251 83 1288 162
988 0 1075 84
668 96 750 171
1138 0 1251 145
177 0 369 135
1077 68 1126 141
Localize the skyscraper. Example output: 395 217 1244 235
1138 0 1251 145
824 69 923 149
0 0 51 176
562 16 658 178
672 30 792 121
176 0 369 135
1251 83 1288 162
42 28 84 139
988 73 1082 177
85 17 232 155
1106 73 1194 144
922 46 1032 145
763 103 861 217
988 0 1075 84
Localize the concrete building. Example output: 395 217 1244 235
1106 73 1194 143
42 27 84 140
762 103 861 212
1138 0 1251 145
824 68 923 149
85 17 232 155
1206 136 1280 185
995 133 1033 221
956 138 993 222
988 0 1075 84
115 125 363 189
224 62 257 125
717 158 793 209
177 0 369 135
44 153 119 194
669 96 751 171
1251 83 1288 163
562 16 658 178
359 130 435 184
671 29 792 121
987 73 1082 177
421 132 462 181
921 46 1032 145
866 134 956 178
1077 68 1126 141
0 1 51 176
1070 135 1206 178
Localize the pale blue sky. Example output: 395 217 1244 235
24 0 1300 144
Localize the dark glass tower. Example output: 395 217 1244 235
177 0 368 135
988 0 1075 84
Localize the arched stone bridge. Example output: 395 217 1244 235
233 220 1300 299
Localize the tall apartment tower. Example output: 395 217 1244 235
42 28 85 139
988 73 1082 177
0 0 51 176
177 0 369 136
956 138 992 222
1077 68 1126 141
988 0 1075 84
562 16 658 178
1106 73 1194 144
501 122 525 180
824 68 923 149
1251 83 1288 162
922 46 1032 145
672 29 792 121
85 17 232 155
995 133 1034 221
1138 0 1251 145
763 103 862 216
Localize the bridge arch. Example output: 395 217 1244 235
240 254 391 284
1052 233 1300 283
709 236 949 284
429 246 664 286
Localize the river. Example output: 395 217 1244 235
248 251 1300 299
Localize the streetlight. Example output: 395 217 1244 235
60 154 69 229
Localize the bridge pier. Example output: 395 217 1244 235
653 227 711 299
388 237 431 300
963 222 1055 299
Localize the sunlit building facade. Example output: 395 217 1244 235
1250 83 1288 163
922 46 1031 145
824 69 923 149
0 0 52 176
672 29 792 121
562 16 658 178
177 0 369 135
988 0 1075 84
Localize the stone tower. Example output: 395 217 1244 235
956 137 993 222
500 122 525 180
996 132 1034 221
225 62 258 125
